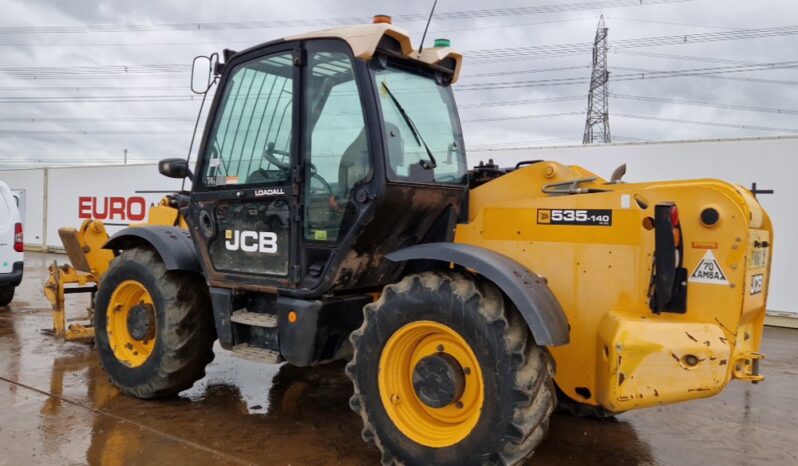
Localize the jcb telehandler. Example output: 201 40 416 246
81 17 772 466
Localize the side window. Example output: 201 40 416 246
202 53 294 187
304 47 370 242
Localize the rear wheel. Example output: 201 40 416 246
346 272 556 466
95 247 215 398
0 285 13 307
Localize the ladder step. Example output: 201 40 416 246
231 344 282 364
230 310 278 328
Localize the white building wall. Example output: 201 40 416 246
0 136 794 314
470 136 797 314
44 164 185 249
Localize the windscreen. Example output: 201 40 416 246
374 65 467 185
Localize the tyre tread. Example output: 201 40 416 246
346 272 557 466
99 248 215 399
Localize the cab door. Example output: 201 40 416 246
189 45 301 290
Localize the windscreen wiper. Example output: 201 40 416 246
381 81 437 169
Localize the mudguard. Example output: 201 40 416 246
386 243 570 346
103 226 202 273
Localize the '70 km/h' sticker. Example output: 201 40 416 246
537 209 613 226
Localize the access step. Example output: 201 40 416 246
230 310 278 328
230 344 282 364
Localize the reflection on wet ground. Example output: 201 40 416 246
1 252 796 465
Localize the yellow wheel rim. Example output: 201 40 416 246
378 321 484 448
106 280 157 368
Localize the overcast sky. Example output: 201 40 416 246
0 0 796 168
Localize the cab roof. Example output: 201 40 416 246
286 23 463 83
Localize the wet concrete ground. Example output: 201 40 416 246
1 251 796 465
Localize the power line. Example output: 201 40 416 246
612 50 761 66
0 1 699 34
615 113 798 134
0 95 202 103
456 61 798 91
606 15 738 31
612 65 798 85
464 65 592 79
4 23 797 82
611 93 798 115
469 137 584 151
0 129 179 135
461 95 586 108
463 111 584 123
0 15 605 47
0 85 187 91
0 116 195 122
469 24 798 62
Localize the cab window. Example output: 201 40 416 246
303 42 370 242
201 53 295 187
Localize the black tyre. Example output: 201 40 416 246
346 272 556 466
95 247 215 398
0 285 13 307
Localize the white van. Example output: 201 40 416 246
0 181 23 306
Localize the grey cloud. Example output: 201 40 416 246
0 0 796 168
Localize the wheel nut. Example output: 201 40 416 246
463 367 471 375
390 393 401 405
455 401 464 409
436 344 444 352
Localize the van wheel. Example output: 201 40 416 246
0 285 13 307
347 272 556 466
95 247 215 398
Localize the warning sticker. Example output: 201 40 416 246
689 250 729 285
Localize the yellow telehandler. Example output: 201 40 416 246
45 16 773 466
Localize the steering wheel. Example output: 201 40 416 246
263 142 291 171
262 142 319 174
309 172 334 197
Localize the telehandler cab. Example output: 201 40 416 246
73 17 771 466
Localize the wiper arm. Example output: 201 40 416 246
381 81 437 169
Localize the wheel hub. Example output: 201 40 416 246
107 280 157 368
378 320 485 448
412 353 465 408
126 303 156 342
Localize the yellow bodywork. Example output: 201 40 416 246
455 161 772 412
44 197 185 342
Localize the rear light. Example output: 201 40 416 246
373 14 392 24
670 205 680 226
13 222 23 252
649 203 687 313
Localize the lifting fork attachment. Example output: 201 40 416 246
43 220 114 342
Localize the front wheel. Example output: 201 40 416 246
0 285 13 307
346 272 556 466
95 247 215 398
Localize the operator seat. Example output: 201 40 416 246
338 128 370 199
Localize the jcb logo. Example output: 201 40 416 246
224 230 278 253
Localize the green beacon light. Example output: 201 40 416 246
433 38 451 48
